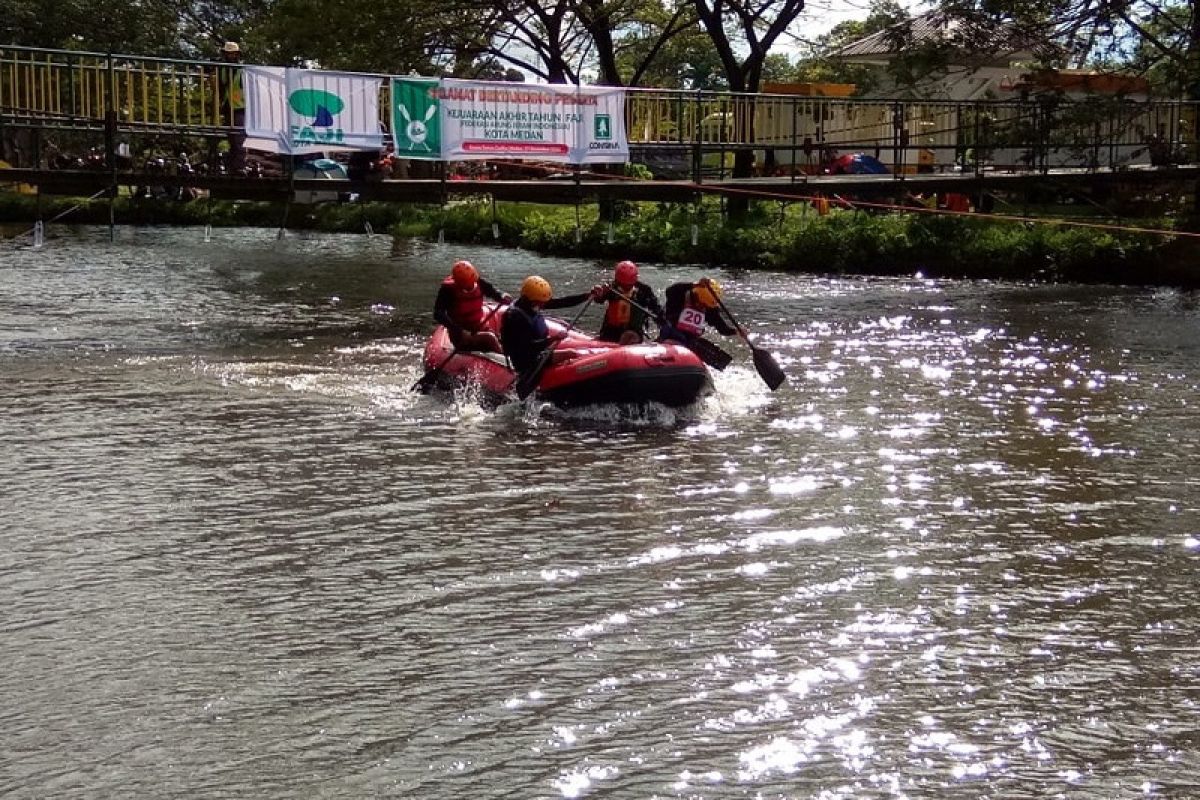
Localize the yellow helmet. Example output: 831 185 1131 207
520 275 552 304
692 278 722 309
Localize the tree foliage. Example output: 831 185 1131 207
248 0 475 73
789 0 910 91
690 0 807 93
10 0 1193 103
1 0 189 55
935 0 1199 98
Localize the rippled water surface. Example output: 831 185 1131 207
2 226 1199 799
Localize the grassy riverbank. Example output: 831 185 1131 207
402 198 1195 287
3 192 1194 286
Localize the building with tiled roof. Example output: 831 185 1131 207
828 11 1036 100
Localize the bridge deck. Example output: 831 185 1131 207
5 164 1200 205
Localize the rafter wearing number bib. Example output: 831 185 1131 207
659 278 740 345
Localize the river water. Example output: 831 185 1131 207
2 225 1199 799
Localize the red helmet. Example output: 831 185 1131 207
451 260 477 289
614 260 638 286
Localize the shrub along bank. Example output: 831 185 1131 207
2 193 1192 286
403 199 1192 287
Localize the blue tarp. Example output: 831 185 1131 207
833 153 889 175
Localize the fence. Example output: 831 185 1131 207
3 44 1199 179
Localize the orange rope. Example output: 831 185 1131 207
698 181 1200 240
547 162 1200 241
455 158 1195 240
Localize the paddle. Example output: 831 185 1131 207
600 287 733 371
412 300 508 393
711 292 786 391
515 299 593 400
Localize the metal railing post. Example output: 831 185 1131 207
892 101 902 177
791 96 799 183
105 52 118 241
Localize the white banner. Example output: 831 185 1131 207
244 67 385 155
430 79 628 164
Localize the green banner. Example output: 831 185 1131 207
391 78 441 159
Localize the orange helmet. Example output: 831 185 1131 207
614 260 638 287
451 260 477 289
520 275 552 304
692 278 722 309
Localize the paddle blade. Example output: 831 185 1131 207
515 372 539 400
412 352 454 392
686 336 733 371
751 345 786 391
411 372 436 393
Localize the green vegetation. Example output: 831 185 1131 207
3 192 1191 286
400 199 1182 285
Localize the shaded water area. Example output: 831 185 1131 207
2 226 1199 799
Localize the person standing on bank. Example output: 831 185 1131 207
595 260 663 345
433 260 510 354
659 277 744 344
216 41 246 174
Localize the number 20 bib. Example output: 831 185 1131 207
676 307 707 336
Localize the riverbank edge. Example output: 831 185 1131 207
3 193 1196 287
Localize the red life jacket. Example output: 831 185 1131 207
442 276 484 330
604 285 635 328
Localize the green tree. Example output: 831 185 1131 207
248 0 483 74
932 0 1200 98
476 0 697 86
792 0 910 91
1 0 187 54
689 0 808 208
574 0 697 85
613 10 722 88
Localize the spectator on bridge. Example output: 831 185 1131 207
216 41 246 174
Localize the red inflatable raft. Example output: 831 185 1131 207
421 304 712 407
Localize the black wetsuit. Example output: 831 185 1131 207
597 281 663 342
499 292 591 376
659 282 737 341
433 277 505 345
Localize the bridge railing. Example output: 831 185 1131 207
0 46 243 133
622 88 1199 176
3 43 1199 176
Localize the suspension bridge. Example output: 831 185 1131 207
3 44 1200 211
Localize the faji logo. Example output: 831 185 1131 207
289 88 345 144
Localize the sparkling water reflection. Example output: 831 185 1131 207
1 227 1199 799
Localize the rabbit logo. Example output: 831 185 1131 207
398 102 438 151
392 79 442 157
